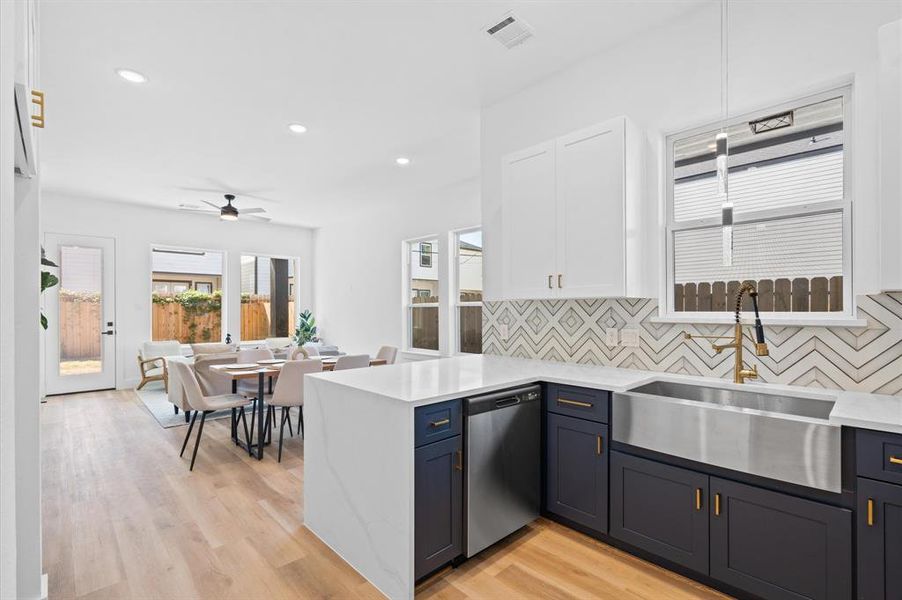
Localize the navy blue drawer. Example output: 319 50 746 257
546 384 609 423
857 429 902 486
415 399 462 448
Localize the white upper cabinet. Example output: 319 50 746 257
500 116 648 300
502 141 558 299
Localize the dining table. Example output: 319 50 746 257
210 356 388 459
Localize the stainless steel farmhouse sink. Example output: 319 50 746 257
612 380 842 492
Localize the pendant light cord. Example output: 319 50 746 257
721 0 729 130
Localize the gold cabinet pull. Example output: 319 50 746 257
557 274 563 288
889 456 902 465
429 418 450 428
596 434 603 456
695 488 703 511
714 492 721 516
454 449 463 471
557 398 593 408
867 498 875 526
31 89 45 128
547 275 553 289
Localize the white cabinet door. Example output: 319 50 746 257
502 141 557 299
555 119 626 298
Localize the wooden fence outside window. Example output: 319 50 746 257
674 276 843 313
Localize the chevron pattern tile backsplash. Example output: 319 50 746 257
482 293 902 396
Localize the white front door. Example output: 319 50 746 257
44 233 116 394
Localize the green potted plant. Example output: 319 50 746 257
41 246 59 329
293 309 319 345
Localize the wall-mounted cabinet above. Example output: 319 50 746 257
501 116 652 300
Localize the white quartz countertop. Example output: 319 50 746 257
308 354 902 435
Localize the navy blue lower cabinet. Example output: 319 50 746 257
414 435 462 580
545 412 608 534
610 451 709 574
857 477 902 600
710 477 852 600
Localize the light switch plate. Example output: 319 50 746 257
621 328 641 347
605 328 619 346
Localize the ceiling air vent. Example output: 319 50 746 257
749 110 795 134
485 12 533 49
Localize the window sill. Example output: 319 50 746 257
650 313 868 328
401 349 442 361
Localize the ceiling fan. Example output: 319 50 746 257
178 194 271 222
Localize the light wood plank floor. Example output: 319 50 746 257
42 389 730 600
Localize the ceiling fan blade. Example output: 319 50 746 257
240 207 266 214
202 200 222 210
246 214 272 222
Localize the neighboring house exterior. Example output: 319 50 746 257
151 249 223 294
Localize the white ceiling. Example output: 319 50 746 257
39 0 705 227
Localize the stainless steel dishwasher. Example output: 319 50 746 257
465 384 541 557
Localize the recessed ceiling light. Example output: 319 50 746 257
288 123 307 134
115 68 148 84
395 157 411 166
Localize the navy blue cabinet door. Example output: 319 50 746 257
710 477 852 600
414 435 462 580
857 477 902 600
545 412 608 534
610 451 709 574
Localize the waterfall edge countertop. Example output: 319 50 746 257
307 354 902 434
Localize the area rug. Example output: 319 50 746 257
135 383 236 429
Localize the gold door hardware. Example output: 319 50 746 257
557 398 593 408
31 89 45 128
429 418 450 428
454 449 463 471
547 275 553 289
557 274 563 288
714 493 721 516
867 498 875 526
695 488 703 511
596 434 603 456
889 456 902 465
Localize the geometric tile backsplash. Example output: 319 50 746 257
482 293 902 396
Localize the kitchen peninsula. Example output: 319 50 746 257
303 354 902 600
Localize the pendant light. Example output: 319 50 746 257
718 0 733 266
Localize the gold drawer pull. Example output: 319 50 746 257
867 498 875 526
889 455 902 465
429 418 450 428
714 492 721 516
695 488 703 511
455 449 463 471
557 398 593 409
31 89 45 128
596 434 603 456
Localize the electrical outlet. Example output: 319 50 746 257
605 328 619 346
621 328 641 347
499 323 509 341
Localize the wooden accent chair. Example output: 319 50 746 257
136 340 182 391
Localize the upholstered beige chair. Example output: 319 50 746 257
137 340 182 391
302 343 320 357
190 342 235 356
265 359 321 461
333 354 370 370
375 346 398 365
169 361 251 471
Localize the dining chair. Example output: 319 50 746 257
264 358 322 462
375 345 398 365
333 354 370 370
302 343 321 357
169 361 251 471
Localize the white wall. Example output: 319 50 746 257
41 194 315 388
482 0 902 301
314 178 480 357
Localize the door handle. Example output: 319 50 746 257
695 488 703 511
101 330 115 336
867 498 875 526
596 434 603 456
454 449 463 471
547 275 552 289
714 492 721 516
558 274 563 288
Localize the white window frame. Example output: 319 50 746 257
659 85 860 326
401 235 443 357
238 252 300 344
451 226 483 355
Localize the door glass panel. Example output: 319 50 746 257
58 245 103 376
